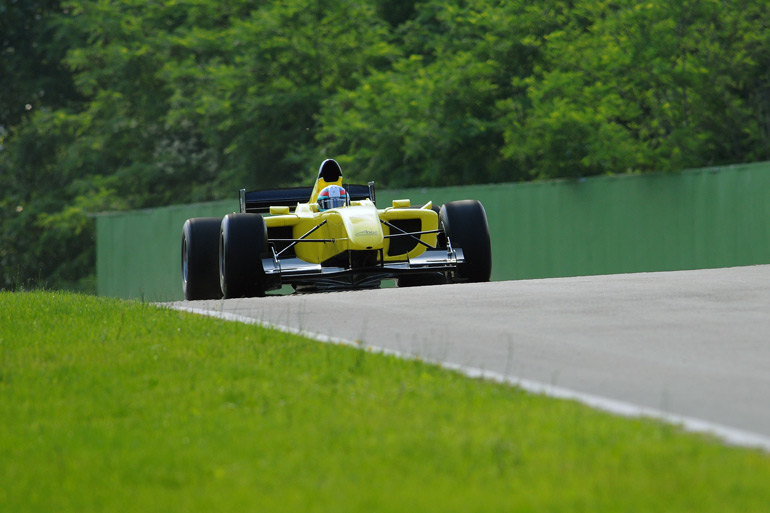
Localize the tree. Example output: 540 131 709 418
501 0 770 179
319 0 529 187
0 0 397 290
0 0 79 128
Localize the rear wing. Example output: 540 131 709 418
240 182 376 214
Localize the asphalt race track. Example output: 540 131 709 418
168 265 770 449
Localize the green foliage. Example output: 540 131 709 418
0 0 396 290
2 0 770 290
0 0 78 128
318 0 564 187
502 0 770 179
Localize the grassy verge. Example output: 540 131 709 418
1 291 769 512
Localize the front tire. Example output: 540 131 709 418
219 213 268 298
182 217 224 300
440 200 492 282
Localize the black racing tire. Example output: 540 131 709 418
219 213 268 298
440 200 492 282
182 217 224 300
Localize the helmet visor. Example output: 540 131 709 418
318 186 347 211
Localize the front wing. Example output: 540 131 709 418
261 247 465 290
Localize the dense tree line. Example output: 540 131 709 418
2 0 770 291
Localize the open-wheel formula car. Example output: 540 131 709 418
181 159 491 299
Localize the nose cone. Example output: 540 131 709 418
340 206 384 249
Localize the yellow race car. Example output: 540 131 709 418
181 159 491 299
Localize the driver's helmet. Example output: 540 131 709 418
317 185 348 211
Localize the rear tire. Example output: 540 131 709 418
219 213 268 298
182 217 224 300
440 200 492 282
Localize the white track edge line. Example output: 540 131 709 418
167 304 770 453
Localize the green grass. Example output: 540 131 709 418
1 291 769 512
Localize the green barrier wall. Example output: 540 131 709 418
97 161 770 300
96 200 237 301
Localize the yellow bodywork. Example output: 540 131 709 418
264 199 438 264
